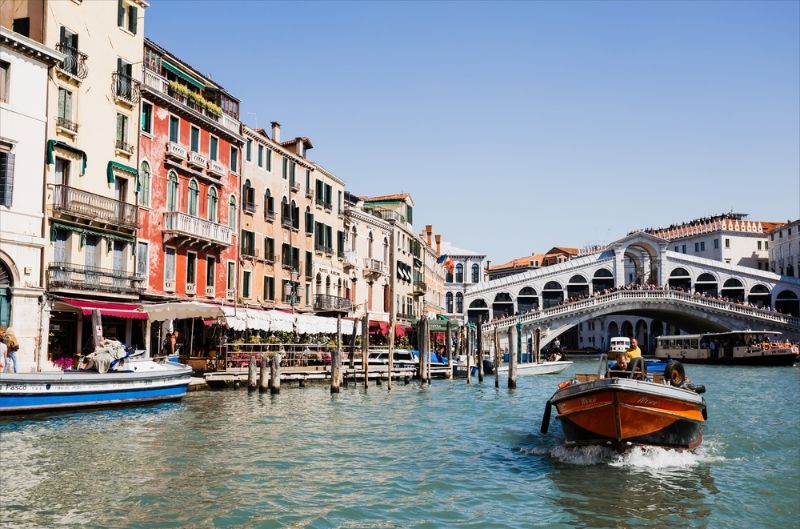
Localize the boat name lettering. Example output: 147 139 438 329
580 397 596 406
636 396 658 406
5 384 27 391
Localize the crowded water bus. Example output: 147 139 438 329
654 331 799 366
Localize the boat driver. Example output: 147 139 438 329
626 338 642 359
613 353 629 371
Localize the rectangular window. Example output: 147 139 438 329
190 126 200 153
209 136 218 161
141 101 152 133
674 246 678 252
681 244 686 253
57 87 72 122
0 151 15 207
305 169 311 193
282 157 288 179
206 256 216 287
165 247 176 282
230 146 238 172
305 251 312 278
115 113 128 146
246 139 252 161
289 161 296 185
186 252 196 285
263 276 274 300
324 184 332 208
241 230 255 256
243 270 251 298
700 241 705 251
264 237 274 261
136 241 148 284
714 239 719 249
725 238 730 249
694 243 699 252
757 241 762 250
257 144 263 167
227 261 235 290
265 148 271 171
0 60 8 103
338 191 342 213
169 116 180 143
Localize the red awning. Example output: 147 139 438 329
395 324 407 338
369 320 389 335
56 297 147 320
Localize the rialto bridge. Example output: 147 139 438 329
468 233 800 349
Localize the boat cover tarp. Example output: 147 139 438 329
79 339 127 374
221 307 356 335
142 302 225 322
57 297 147 320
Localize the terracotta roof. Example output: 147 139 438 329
545 247 578 256
362 193 411 202
763 221 789 234
281 136 313 148
489 253 546 271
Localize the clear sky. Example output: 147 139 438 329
145 1 799 262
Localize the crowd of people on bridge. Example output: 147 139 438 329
486 282 796 324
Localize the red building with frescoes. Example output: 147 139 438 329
137 39 243 327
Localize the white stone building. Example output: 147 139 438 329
0 27 62 370
768 219 799 279
441 242 487 324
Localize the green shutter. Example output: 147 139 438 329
128 5 138 34
117 0 125 27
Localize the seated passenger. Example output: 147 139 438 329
614 353 629 371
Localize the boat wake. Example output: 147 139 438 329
521 439 725 469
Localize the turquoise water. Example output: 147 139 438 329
1 360 798 529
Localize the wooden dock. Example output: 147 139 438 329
202 365 452 389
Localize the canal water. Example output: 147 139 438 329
1 360 798 529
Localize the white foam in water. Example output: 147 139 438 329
545 440 726 469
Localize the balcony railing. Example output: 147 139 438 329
163 211 232 247
315 242 333 254
366 207 406 224
142 67 241 135
396 311 414 320
55 43 88 80
56 116 78 133
208 159 226 177
413 280 427 294
363 258 385 274
290 180 300 192
111 72 141 104
48 262 143 296
115 139 134 154
188 151 207 169
205 285 215 297
186 283 197 295
52 184 138 230
314 294 352 313
265 210 276 222
166 141 187 160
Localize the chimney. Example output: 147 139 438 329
425 225 433 246
271 121 281 143
434 234 441 255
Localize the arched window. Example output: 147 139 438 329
291 200 299 229
166 171 178 212
305 206 313 234
368 231 374 259
228 195 237 229
138 161 151 207
281 196 289 225
315 273 322 294
383 238 389 264
0 260 13 327
325 275 331 295
455 292 463 313
471 263 480 283
446 292 453 313
264 189 274 219
188 179 199 216
455 263 464 283
242 179 255 213
351 226 357 252
207 187 218 222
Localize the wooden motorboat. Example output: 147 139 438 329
496 360 573 376
541 356 707 450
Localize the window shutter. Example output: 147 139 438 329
71 31 78 50
129 5 138 34
64 91 72 120
117 0 125 27
59 25 66 45
117 57 123 74
58 89 66 119
0 152 14 207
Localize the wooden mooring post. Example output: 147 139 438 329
534 328 541 364
91 308 103 352
259 356 270 393
508 325 517 389
494 326 500 388
477 323 484 383
248 355 258 391
270 352 282 394
331 315 342 393
466 325 472 384
445 321 453 380
362 316 369 389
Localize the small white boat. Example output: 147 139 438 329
0 355 191 415
496 360 573 376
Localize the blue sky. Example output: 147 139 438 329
145 1 799 262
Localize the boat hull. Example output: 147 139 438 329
0 362 192 415
551 377 706 450
656 354 798 366
498 361 572 376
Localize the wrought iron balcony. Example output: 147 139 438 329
163 211 233 247
56 117 78 133
342 251 358 271
314 294 352 313
51 185 138 231
315 242 333 254
111 72 141 105
115 139 135 154
413 280 427 295
55 43 88 80
48 262 143 296
363 258 385 275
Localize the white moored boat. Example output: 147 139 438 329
496 360 573 376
